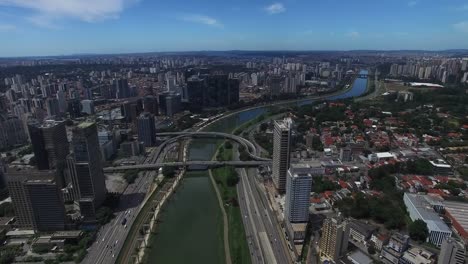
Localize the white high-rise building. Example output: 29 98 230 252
251 73 258 86
461 72 468 83
438 237 466 264
285 164 312 223
272 118 293 193
462 58 468 71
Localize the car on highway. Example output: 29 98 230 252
121 218 127 225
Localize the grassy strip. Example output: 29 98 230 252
116 177 167 264
211 164 252 264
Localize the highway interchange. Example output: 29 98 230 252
85 129 292 264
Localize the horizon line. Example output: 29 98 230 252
1 48 468 59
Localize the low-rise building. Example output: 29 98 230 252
349 220 377 244
429 159 453 176
403 193 452 246
399 246 434 264
370 233 389 251
443 201 468 241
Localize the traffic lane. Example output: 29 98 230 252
245 168 292 264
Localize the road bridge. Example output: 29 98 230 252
103 160 271 172
158 131 271 161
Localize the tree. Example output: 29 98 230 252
259 123 268 132
224 141 233 149
162 166 176 178
95 207 114 225
226 169 240 187
367 245 376 255
409 219 429 242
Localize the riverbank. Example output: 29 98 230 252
211 142 251 264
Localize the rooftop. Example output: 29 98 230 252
404 193 451 233
443 201 468 234
77 121 95 128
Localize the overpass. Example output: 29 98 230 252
157 131 271 161
103 160 271 172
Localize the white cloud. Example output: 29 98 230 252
265 3 285 14
179 15 223 28
408 1 418 7
346 31 360 38
0 0 138 27
0 23 16 31
453 21 468 33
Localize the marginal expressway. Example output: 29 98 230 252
82 146 166 264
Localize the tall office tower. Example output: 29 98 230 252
70 122 106 220
228 78 240 105
270 75 282 96
142 95 158 115
45 98 60 117
166 76 176 92
28 120 69 187
319 217 350 263
185 76 205 112
81 99 95 115
165 93 182 116
205 74 231 107
272 118 293 193
67 99 82 118
56 90 67 113
114 78 130 99
6 168 65 231
27 120 69 175
438 237 466 264
285 164 312 223
0 114 28 151
137 112 156 148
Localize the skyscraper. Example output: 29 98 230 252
185 76 205 112
45 98 60 117
285 164 312 223
319 217 350 263
272 118 293 193
6 168 65 231
81 99 95 115
137 112 156 148
270 75 283 96
438 237 466 264
114 78 130 99
27 120 69 187
228 78 240 105
69 122 106 220
142 95 158 115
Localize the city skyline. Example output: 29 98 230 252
1 0 468 57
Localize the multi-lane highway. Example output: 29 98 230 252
83 147 163 264
236 145 293 264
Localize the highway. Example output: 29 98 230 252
237 167 293 264
83 147 163 264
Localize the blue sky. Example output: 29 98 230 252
0 0 468 57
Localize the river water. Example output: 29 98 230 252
145 70 369 264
